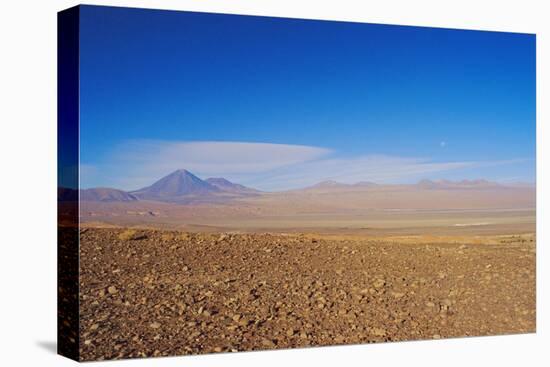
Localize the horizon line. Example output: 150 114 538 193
68 168 537 193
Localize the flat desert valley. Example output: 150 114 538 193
64 170 536 360
76 170 535 235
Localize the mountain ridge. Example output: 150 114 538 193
76 169 526 203
205 177 260 194
81 188 138 202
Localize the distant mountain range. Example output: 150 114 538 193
58 169 532 203
81 188 138 202
58 187 138 202
60 169 259 203
416 179 500 190
300 178 502 191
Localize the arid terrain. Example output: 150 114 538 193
78 227 536 361
68 170 536 360
69 170 536 235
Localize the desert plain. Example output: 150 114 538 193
63 171 536 360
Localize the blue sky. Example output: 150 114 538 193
79 5 535 191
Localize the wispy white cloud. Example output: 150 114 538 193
80 140 527 191
81 140 330 190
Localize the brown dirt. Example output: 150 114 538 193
78 228 536 361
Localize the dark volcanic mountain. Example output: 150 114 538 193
205 177 259 194
81 188 138 202
131 169 220 201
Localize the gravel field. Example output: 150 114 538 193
78 228 535 361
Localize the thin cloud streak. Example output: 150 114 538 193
81 140 331 190
80 140 527 191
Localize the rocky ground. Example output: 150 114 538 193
78 228 535 361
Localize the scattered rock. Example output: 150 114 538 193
370 327 386 337
77 227 535 360
261 338 276 347
149 322 161 329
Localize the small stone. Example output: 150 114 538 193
89 323 99 331
373 279 386 289
84 340 92 345
370 327 386 336
149 322 161 329
190 330 202 339
261 338 276 347
213 347 223 352
107 286 118 294
286 328 295 337
426 301 435 308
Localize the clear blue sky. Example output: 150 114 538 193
78 5 535 191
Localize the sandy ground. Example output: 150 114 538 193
78 228 536 361
77 200 535 236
